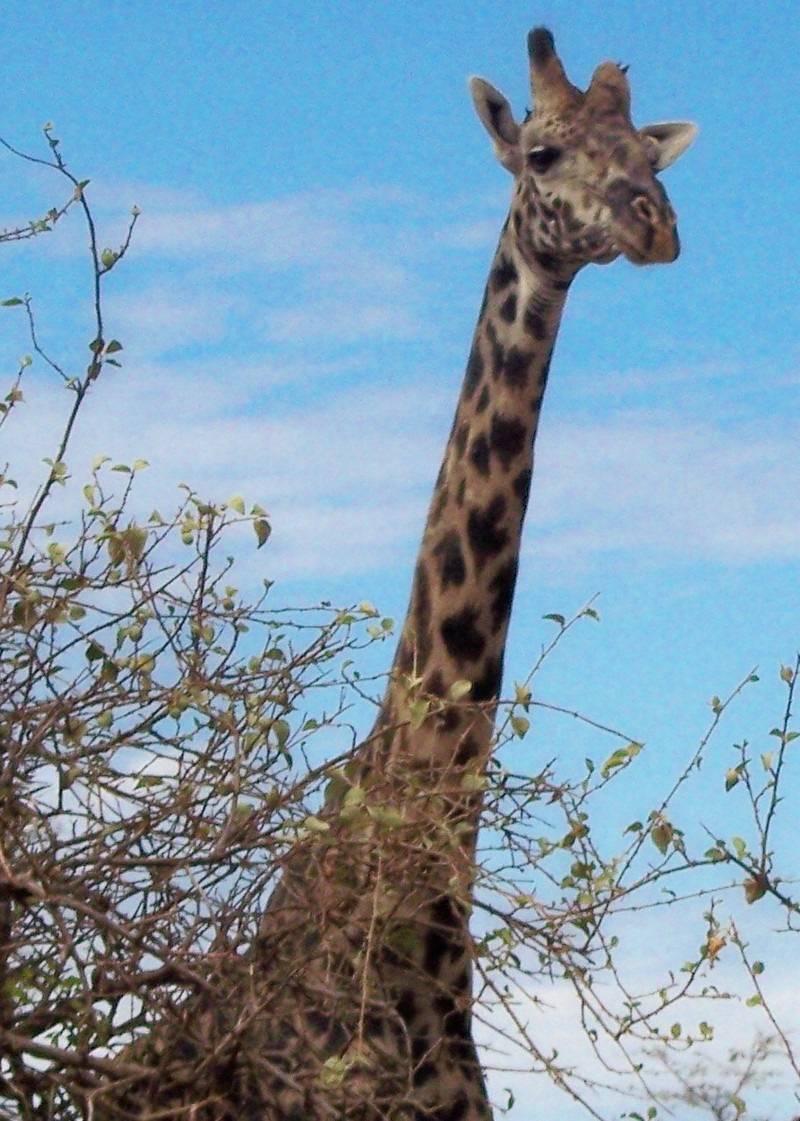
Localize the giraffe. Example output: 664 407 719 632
99 27 696 1121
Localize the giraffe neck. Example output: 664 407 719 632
381 218 574 771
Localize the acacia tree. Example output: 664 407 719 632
0 133 797 1121
0 132 395 1118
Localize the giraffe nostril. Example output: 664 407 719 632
632 194 657 225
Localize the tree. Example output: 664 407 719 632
1 132 798 1121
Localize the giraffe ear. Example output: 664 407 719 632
469 77 522 175
639 121 698 171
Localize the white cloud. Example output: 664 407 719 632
261 299 421 345
433 216 500 250
109 281 237 352
89 180 430 369
530 416 800 568
5 177 800 593
7 349 800 590
92 181 420 275
1 358 450 582
133 197 345 267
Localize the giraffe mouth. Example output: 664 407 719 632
593 243 621 265
578 230 621 265
617 241 650 265
614 224 680 266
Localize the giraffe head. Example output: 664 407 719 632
470 28 697 272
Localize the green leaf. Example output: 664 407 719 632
122 526 148 561
510 714 529 739
320 1056 348 1086
600 742 642 778
725 767 740 791
543 612 565 628
1 296 23 307
12 599 38 630
743 875 767 904
513 681 532 707
253 517 271 548
460 773 487 791
100 659 119 683
650 820 673 855
105 339 123 353
408 697 431 729
271 719 290 748
303 815 330 834
449 679 472 701
229 495 246 514
47 542 67 565
368 806 407 829
107 535 124 567
343 785 365 808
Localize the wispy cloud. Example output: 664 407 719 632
3 359 450 581
530 416 800 567
110 281 237 352
5 177 800 592
96 181 420 274
261 299 421 345
10 357 800 590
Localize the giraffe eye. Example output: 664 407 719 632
527 145 561 173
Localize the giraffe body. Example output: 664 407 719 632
99 29 696 1121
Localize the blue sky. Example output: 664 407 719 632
2 3 799 1118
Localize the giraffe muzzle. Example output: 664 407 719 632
618 193 680 265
